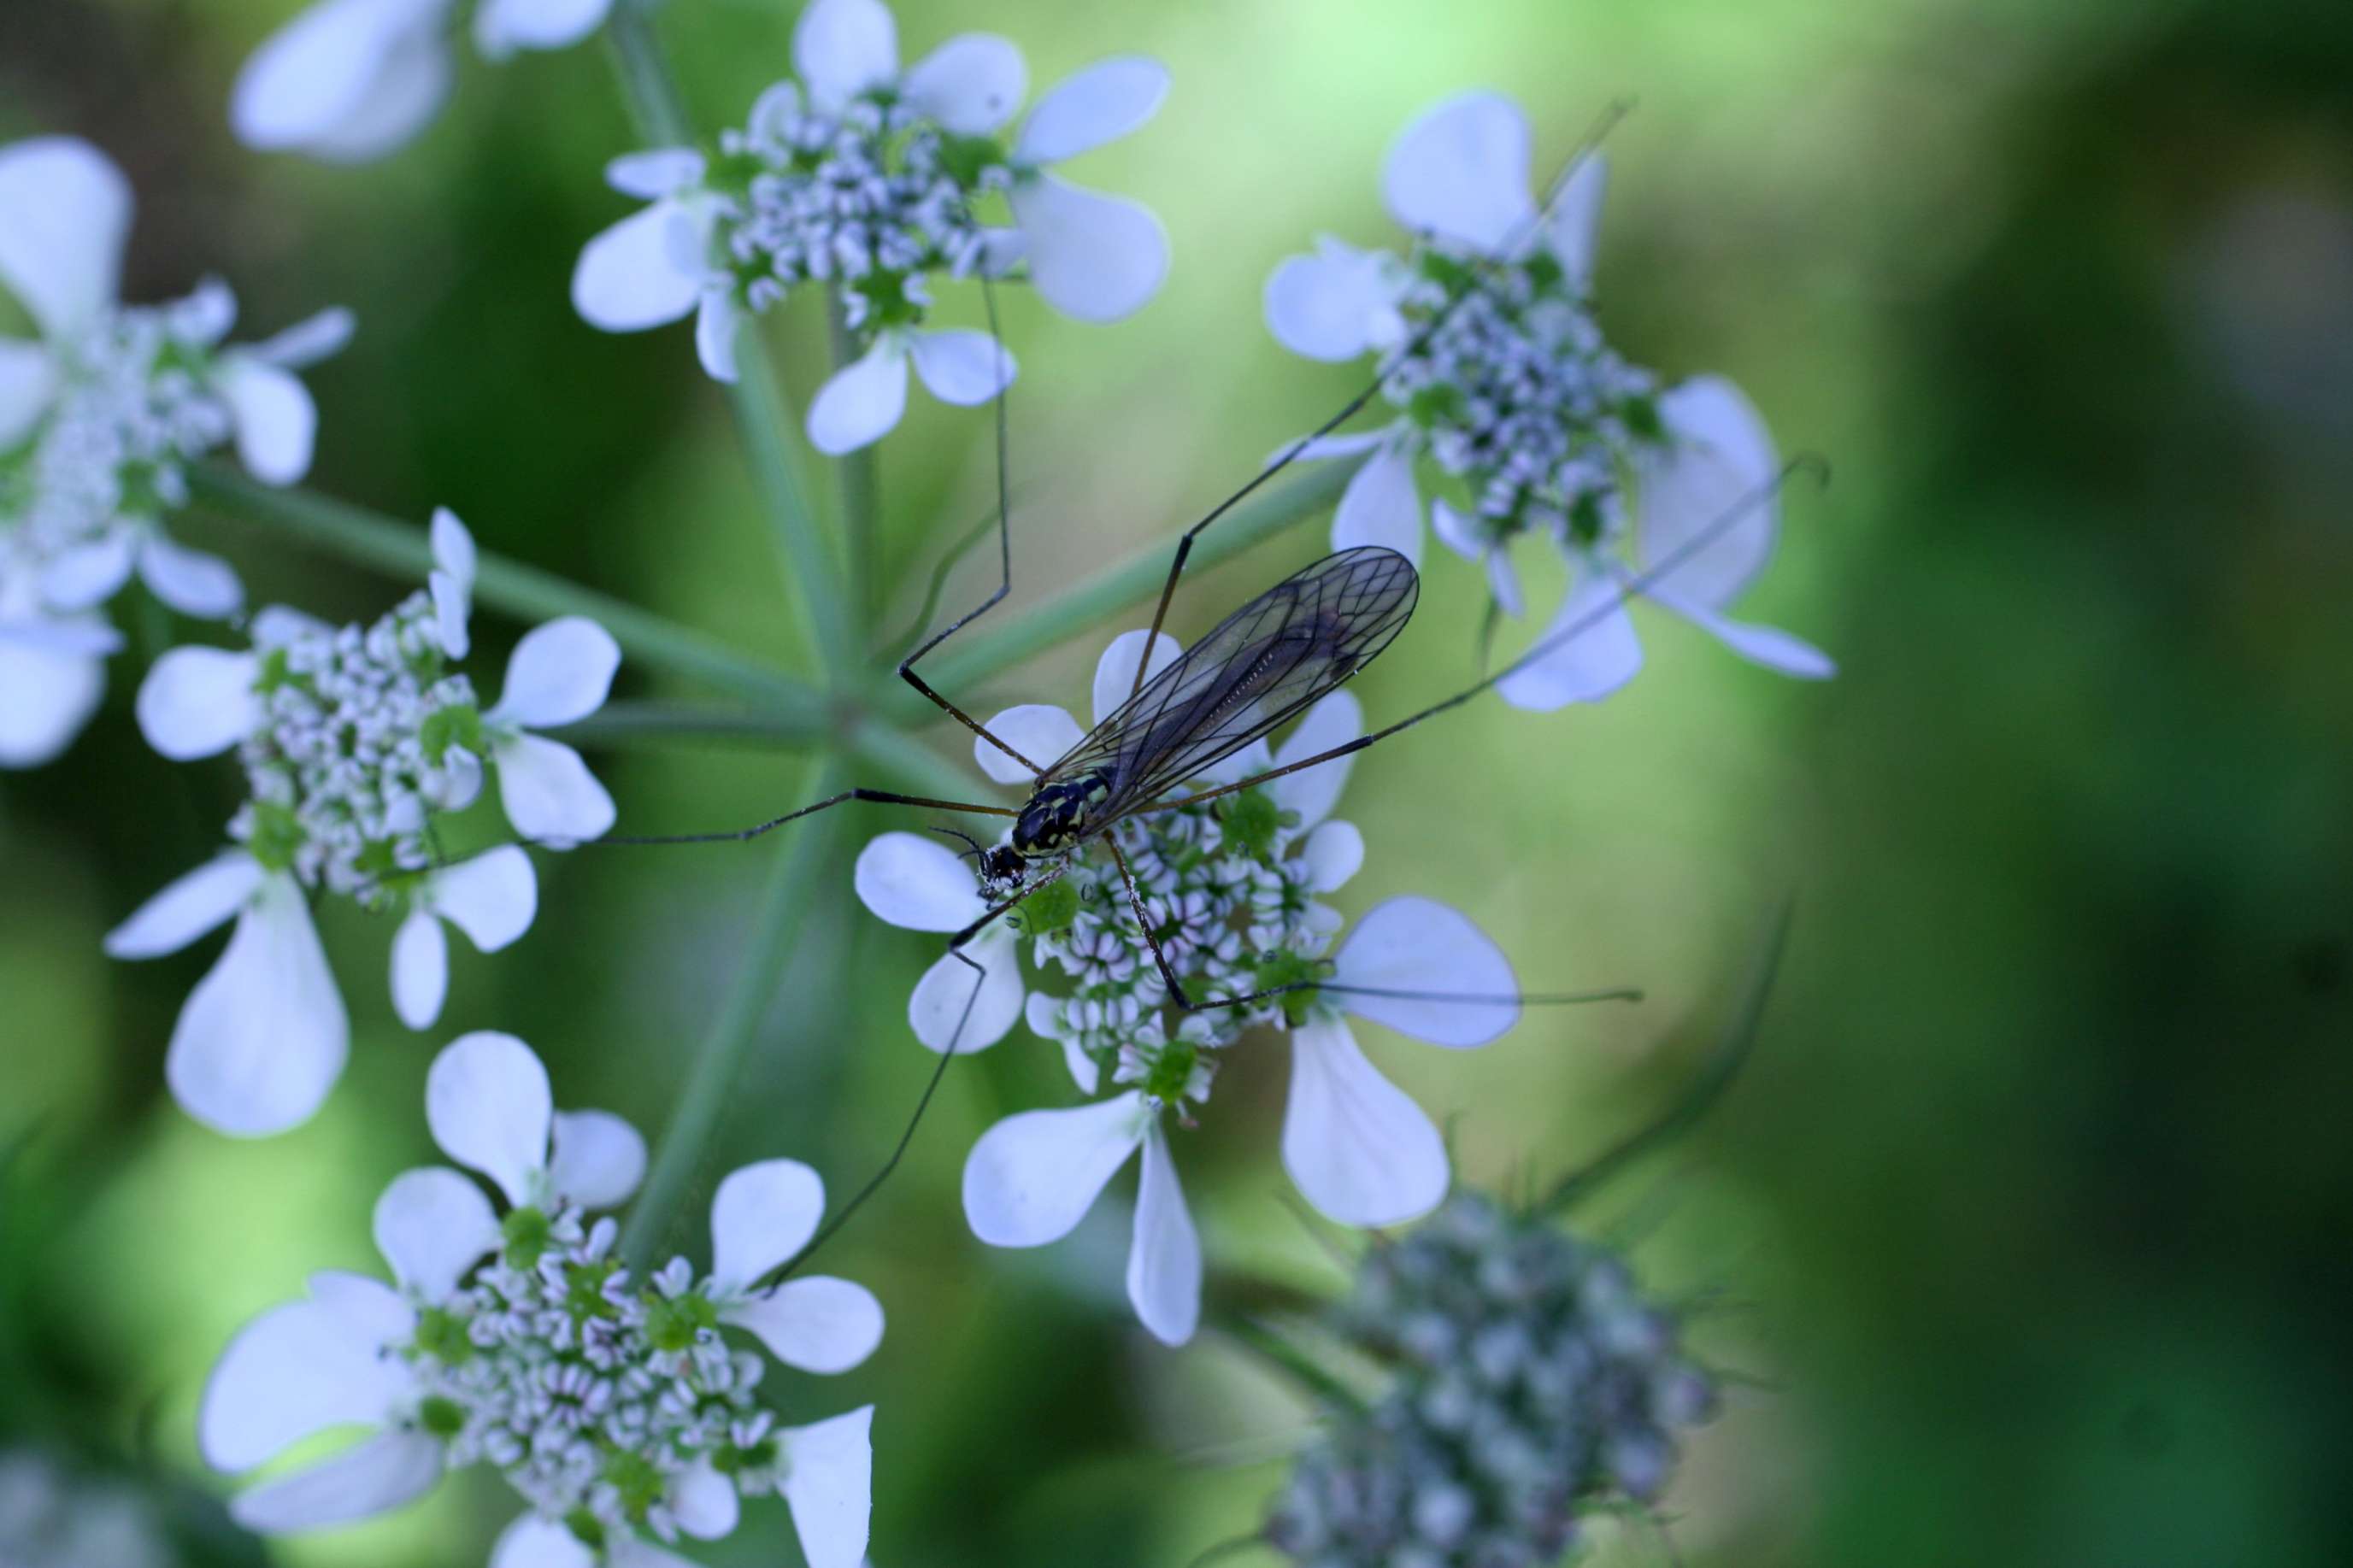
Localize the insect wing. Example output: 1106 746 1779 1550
1050 547 1419 813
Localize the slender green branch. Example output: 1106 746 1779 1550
621 761 851 1272
602 0 692 147
550 700 832 749
1217 1313 1365 1414
891 456 1356 714
1541 897 1793 1215
189 467 821 716
828 296 879 631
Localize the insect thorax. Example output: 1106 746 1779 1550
1011 768 1115 856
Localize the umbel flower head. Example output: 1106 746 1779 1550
1264 91 1832 708
0 1449 179 1568
103 510 619 1136
0 136 350 766
201 1031 882 1568
573 0 1169 452
1265 1191 1718 1567
232 0 619 163
855 628 1521 1346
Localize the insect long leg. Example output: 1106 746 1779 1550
1132 455 1827 819
1176 977 1644 1017
893 271 1045 779
1126 102 1633 705
946 860 1068 952
597 788 1013 848
1104 839 1199 1006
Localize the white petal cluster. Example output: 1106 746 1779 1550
857 629 1521 1345
0 1450 178 1568
201 1033 880 1568
573 0 1168 451
105 510 620 1136
1264 92 1832 707
1266 1192 1718 1567
0 137 349 767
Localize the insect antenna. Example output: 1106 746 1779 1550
1124 98 1636 705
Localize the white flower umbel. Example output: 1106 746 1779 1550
201 1033 880 1568
0 1450 179 1568
856 629 1519 1345
0 136 350 765
572 0 1168 449
1262 91 1832 708
232 0 617 163
106 510 618 1135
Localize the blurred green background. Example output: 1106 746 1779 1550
5 0 2352 1564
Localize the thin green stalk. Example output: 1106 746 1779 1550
828 296 879 631
190 467 821 717
621 761 850 1271
891 455 1356 714
1217 1313 1364 1414
551 700 983 804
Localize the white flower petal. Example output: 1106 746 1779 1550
1331 443 1422 563
973 702 1080 783
777 1407 873 1568
426 1031 553 1206
805 338 909 455
1126 1126 1200 1346
429 507 473 658
491 732 616 846
709 1159 826 1295
38 531 135 610
486 617 620 729
303 32 452 165
216 357 317 484
606 149 704 200
1382 89 1537 255
0 337 56 446
909 925 1022 1053
492 1515 595 1568
1495 564 1643 711
722 1276 885 1374
473 0 610 59
793 0 897 113
1262 238 1397 362
1485 544 1525 618
137 536 246 619
1196 736 1269 789
1269 690 1362 831
547 1110 646 1209
0 630 104 767
134 646 260 761
165 874 349 1136
229 0 450 160
105 852 263 959
1285 429 1387 463
962 1092 1146 1248
243 306 356 369
0 137 130 338
1428 496 1483 563
253 604 331 646
1637 375 1780 609
572 200 707 332
431 843 538 952
854 831 985 931
228 1430 443 1533
1333 895 1519 1046
198 1281 415 1471
1015 56 1168 163
1642 580 1836 678
1300 819 1364 895
1091 628 1180 726
1547 153 1608 295
745 79 803 144
903 33 1027 135
1008 175 1168 323
666 1456 738 1541
373 1167 499 1301
909 327 1017 406
1283 1019 1448 1228
390 906 448 1030
694 288 740 384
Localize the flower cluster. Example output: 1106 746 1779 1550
0 1450 178 1568
1265 92 1832 707
0 137 348 767
1266 1191 1717 1566
105 510 620 1136
574 0 1168 451
857 628 1522 1345
203 1032 879 1568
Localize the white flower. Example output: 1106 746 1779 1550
0 137 350 764
231 0 615 163
572 0 1165 435
202 1035 878 1568
1262 91 1832 705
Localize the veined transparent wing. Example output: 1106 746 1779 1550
1044 546 1419 817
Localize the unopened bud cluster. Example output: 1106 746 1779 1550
1268 1192 1716 1567
234 592 479 905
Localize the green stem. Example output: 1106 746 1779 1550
1216 1313 1364 1414
550 700 984 804
889 455 1356 715
621 761 850 1272
828 297 879 632
602 0 692 145
190 467 820 717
